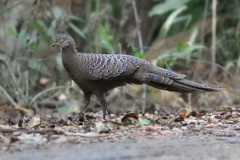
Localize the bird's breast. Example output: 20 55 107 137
62 54 86 80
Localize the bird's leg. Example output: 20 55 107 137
96 94 108 119
72 94 90 122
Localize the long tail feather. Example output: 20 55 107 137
175 79 222 92
149 79 222 93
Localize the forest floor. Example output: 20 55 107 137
1 135 240 160
0 107 239 160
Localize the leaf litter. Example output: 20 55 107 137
0 105 240 153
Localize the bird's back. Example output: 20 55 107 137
62 52 143 93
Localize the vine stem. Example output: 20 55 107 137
29 86 71 106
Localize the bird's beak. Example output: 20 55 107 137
52 43 56 47
52 40 63 47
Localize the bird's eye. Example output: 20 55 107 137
57 39 64 44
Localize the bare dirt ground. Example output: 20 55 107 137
1 135 240 160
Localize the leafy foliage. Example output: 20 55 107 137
0 0 239 110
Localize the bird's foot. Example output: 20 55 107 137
71 113 83 123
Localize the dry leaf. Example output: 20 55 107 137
121 113 139 125
26 116 41 128
95 118 110 133
178 108 190 118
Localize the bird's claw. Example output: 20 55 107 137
71 113 83 123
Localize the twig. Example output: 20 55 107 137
211 0 217 75
131 0 147 113
0 84 33 115
199 0 209 56
29 86 71 106
15 106 33 115
131 0 144 54
0 0 26 14
187 93 192 111
154 51 232 85
0 85 18 107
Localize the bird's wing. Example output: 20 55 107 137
81 53 139 80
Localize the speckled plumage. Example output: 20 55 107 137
52 34 221 121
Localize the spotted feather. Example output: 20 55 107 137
80 53 138 80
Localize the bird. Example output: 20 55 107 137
52 34 222 121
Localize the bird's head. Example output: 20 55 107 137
52 34 75 49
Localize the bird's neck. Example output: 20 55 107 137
62 43 78 55
61 44 78 74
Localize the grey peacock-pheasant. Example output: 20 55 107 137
52 34 221 121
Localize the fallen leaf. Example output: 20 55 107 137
137 119 151 125
26 116 41 128
178 108 190 118
121 113 139 125
95 118 110 133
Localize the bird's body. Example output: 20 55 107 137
52 34 221 121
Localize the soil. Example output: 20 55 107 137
1 135 240 160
